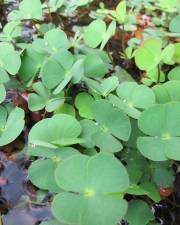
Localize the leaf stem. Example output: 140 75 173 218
157 64 161 83
46 0 53 23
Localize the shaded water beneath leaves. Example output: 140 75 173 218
0 152 52 225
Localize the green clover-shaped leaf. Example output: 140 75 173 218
28 147 79 192
168 66 180 81
135 38 162 71
75 92 94 119
19 46 45 85
110 1 127 23
152 166 175 188
0 106 25 146
81 99 131 152
41 50 74 90
173 43 180 63
84 76 119 97
153 80 180 103
137 102 180 161
52 153 129 225
0 42 21 75
28 82 64 112
19 0 42 19
84 53 107 78
9 0 42 20
84 19 116 49
29 114 84 148
109 82 155 119
33 29 69 54
124 200 154 225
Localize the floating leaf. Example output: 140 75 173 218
169 15 180 33
161 44 175 64
19 0 42 20
168 66 180 80
137 102 180 161
84 76 119 97
109 82 155 119
86 99 131 152
80 119 100 149
173 43 180 63
84 19 116 49
29 114 83 148
28 82 64 112
135 38 162 71
54 103 75 117
75 92 94 119
41 50 74 90
0 42 21 75
0 107 25 146
153 81 180 103
84 19 106 48
152 167 175 188
114 0 127 23
33 29 69 54
28 147 79 192
84 53 106 78
124 200 154 225
19 46 45 85
52 153 129 225
0 68 9 84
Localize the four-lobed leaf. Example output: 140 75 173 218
52 153 129 225
28 147 79 192
28 82 64 112
137 102 180 161
81 99 132 152
135 38 175 71
109 82 155 119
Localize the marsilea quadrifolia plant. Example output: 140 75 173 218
0 0 180 224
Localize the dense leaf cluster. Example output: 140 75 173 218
0 0 180 224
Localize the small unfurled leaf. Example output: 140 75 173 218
75 92 94 119
115 1 127 23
